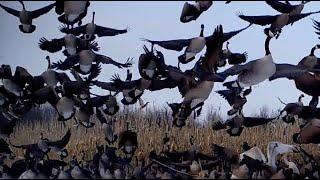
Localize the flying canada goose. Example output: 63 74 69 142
59 12 129 41
142 24 251 68
266 0 311 16
38 34 100 57
96 108 118 145
51 50 133 75
0 1 55 33
269 44 320 107
138 46 167 80
55 1 90 28
279 94 304 124
293 118 320 144
216 86 252 115
220 35 276 89
10 129 71 160
224 112 277 136
118 124 138 159
180 1 213 23
220 42 248 65
238 10 320 38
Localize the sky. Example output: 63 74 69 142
0 1 319 121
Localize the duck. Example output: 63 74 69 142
293 118 320 144
0 1 55 33
55 1 90 28
180 1 213 23
238 10 320 38
266 0 311 16
52 50 133 75
59 11 129 41
220 35 276 89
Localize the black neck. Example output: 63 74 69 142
200 26 204 37
92 12 95 23
47 58 51 69
265 36 271 55
310 47 317 56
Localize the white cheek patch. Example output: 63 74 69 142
125 96 133 102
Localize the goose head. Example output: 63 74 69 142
310 44 320 56
264 28 276 38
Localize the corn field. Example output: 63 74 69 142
10 104 320 162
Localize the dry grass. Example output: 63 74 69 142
9 104 320 162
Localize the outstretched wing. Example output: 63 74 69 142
216 90 235 105
313 19 320 38
265 0 295 13
238 14 278 26
47 129 71 149
0 3 20 17
38 37 65 53
59 24 86 36
288 11 320 25
269 63 311 81
31 2 56 19
142 38 192 52
96 55 133 69
218 24 252 42
96 25 128 37
51 55 79 70
13 66 33 87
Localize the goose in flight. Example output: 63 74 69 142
59 12 129 41
238 10 320 38
180 1 213 23
0 1 55 33
266 0 311 16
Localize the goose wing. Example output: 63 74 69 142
216 90 235 105
218 60 256 77
92 81 118 92
269 63 311 81
30 2 56 19
287 11 320 25
265 0 295 13
31 86 59 105
95 25 128 37
243 116 276 127
13 66 33 87
219 24 252 42
47 129 71 149
51 55 79 70
96 55 133 69
313 19 320 38
147 78 178 91
238 14 278 26
56 72 71 83
180 2 202 23
96 108 107 124
142 38 192 52
0 3 20 17
38 37 65 53
59 24 86 36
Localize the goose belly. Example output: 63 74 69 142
2 79 22 97
184 81 214 102
19 11 32 24
186 37 206 53
79 50 95 72
85 23 96 35
64 1 87 15
272 14 289 29
238 57 275 87
41 70 58 86
64 34 77 55
56 97 75 119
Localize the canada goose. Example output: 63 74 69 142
180 1 213 23
0 112 18 139
60 12 129 41
279 94 304 124
238 10 320 38
293 118 320 144
0 65 33 97
138 46 166 80
96 108 118 144
52 50 133 75
269 45 320 107
55 1 90 28
10 129 71 159
0 1 55 33
221 42 248 65
266 0 311 16
216 86 252 115
39 34 100 57
118 124 138 159
220 35 276 89
224 112 278 136
142 24 251 68
70 162 92 179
